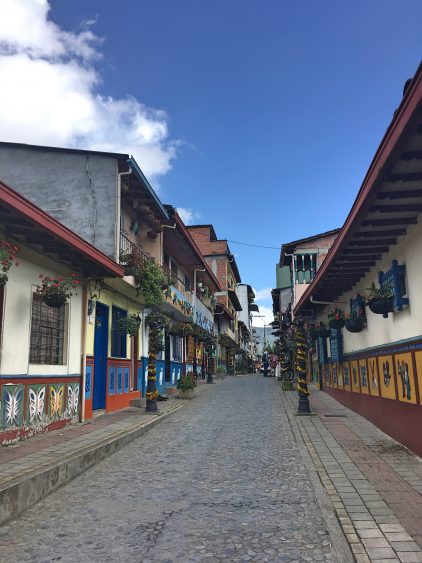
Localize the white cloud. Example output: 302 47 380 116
177 207 201 225
253 287 272 302
251 305 274 327
0 0 176 179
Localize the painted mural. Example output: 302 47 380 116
321 340 422 407
0 379 81 443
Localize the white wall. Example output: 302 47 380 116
0 246 83 375
318 220 422 354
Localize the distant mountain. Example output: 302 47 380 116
252 326 276 354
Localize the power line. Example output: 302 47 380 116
186 228 280 250
226 239 280 250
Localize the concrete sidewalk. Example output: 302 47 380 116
282 385 422 563
0 380 215 526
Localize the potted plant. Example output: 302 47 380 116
36 274 80 308
215 366 226 379
317 322 330 338
0 240 19 285
345 311 365 333
328 308 345 329
177 371 196 399
117 314 141 337
365 282 394 318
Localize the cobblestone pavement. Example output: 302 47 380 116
0 376 348 563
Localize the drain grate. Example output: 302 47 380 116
324 414 347 418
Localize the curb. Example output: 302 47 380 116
278 384 355 563
0 401 186 526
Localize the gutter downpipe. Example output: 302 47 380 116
284 253 296 318
80 279 89 423
115 166 132 261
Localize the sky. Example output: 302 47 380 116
0 1 421 327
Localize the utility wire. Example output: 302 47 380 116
186 228 280 250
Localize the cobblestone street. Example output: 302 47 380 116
0 376 346 563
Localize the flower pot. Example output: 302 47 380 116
329 318 345 330
0 274 7 286
178 388 194 399
281 380 293 391
368 297 394 318
43 293 67 308
318 329 330 338
345 317 365 333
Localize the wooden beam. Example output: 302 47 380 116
337 255 379 261
354 229 406 238
343 247 388 254
388 172 422 183
377 189 422 200
369 204 422 213
361 217 417 227
400 151 422 161
348 239 395 246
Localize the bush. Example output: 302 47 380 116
176 372 195 391
215 366 226 375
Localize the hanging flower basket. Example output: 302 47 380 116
329 318 345 330
43 293 67 308
328 307 345 330
36 274 80 308
0 240 19 286
368 297 394 318
0 273 7 286
345 317 365 333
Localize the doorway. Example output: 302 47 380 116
93 302 109 410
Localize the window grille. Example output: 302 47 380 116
29 294 66 365
111 306 127 358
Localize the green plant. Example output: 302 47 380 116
365 282 393 300
117 314 140 336
0 240 19 284
328 307 345 321
145 310 166 353
136 258 169 306
216 366 227 375
176 372 196 391
36 273 80 301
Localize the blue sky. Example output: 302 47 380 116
1 1 421 325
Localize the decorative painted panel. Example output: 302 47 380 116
337 364 344 389
415 351 422 406
27 384 47 425
137 366 143 394
359 359 369 395
343 362 351 392
49 384 65 420
378 355 396 400
395 352 416 404
367 358 380 397
66 383 80 417
350 360 360 393
124 368 129 393
85 365 92 399
332 364 338 388
109 367 115 395
2 384 24 428
117 368 123 394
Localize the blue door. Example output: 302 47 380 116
93 302 109 410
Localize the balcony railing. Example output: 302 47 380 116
120 232 153 268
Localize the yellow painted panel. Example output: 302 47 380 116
332 364 338 388
343 362 351 392
395 352 417 404
378 355 396 400
415 351 422 406
337 364 344 390
359 359 369 394
367 357 380 397
350 360 360 393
